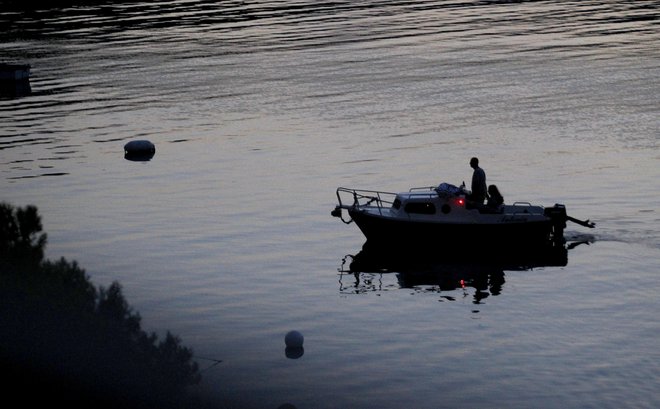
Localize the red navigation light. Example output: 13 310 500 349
457 198 465 206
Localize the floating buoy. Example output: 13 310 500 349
285 330 304 348
124 140 155 161
284 330 304 359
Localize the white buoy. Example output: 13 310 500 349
284 330 304 348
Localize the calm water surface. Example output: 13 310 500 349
1 1 659 408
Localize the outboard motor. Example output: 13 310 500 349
544 204 567 242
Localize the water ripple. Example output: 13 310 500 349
1 0 658 176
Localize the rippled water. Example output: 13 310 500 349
2 1 659 408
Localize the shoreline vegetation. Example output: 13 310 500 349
0 202 210 408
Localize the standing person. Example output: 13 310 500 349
468 157 487 204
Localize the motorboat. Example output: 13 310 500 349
331 183 595 251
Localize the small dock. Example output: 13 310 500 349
0 63 32 97
0 63 31 81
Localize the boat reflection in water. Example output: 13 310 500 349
339 239 591 303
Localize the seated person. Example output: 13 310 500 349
484 184 504 212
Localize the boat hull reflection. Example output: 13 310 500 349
339 240 586 299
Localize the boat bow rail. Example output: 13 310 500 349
332 187 399 223
332 186 448 223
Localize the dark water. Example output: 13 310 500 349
1 1 659 408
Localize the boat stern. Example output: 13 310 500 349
544 204 568 241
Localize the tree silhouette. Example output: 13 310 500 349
0 203 47 269
0 202 204 408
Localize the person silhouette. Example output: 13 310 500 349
486 184 504 210
467 157 487 205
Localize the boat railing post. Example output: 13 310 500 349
377 192 383 215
